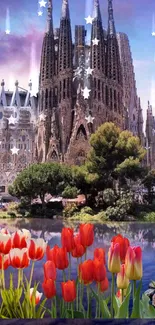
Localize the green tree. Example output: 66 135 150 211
87 122 146 193
142 169 155 203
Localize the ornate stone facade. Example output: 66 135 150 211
36 0 125 165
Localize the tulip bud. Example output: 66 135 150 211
111 234 130 263
42 278 56 299
125 246 142 280
61 280 76 302
30 288 42 305
98 277 109 292
61 227 75 252
117 264 129 289
79 224 94 247
108 242 121 273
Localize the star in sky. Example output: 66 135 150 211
30 89 38 98
38 11 43 16
86 67 94 76
11 146 20 155
85 114 95 124
85 15 94 24
5 29 10 35
7 115 17 125
39 0 47 8
82 86 91 99
152 32 155 36
39 113 46 121
92 38 100 46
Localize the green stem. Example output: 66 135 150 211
98 282 101 318
68 253 71 279
71 302 74 318
54 296 57 318
122 289 124 303
29 260 35 288
63 270 66 282
84 248 87 260
87 285 90 318
133 280 136 305
1 255 5 290
76 258 79 311
110 273 115 317
17 268 21 289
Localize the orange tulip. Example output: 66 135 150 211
30 288 42 305
94 248 106 264
0 234 12 255
79 223 94 247
117 264 129 289
44 260 56 281
61 280 76 302
26 238 47 261
9 248 30 269
79 259 94 285
46 245 59 265
125 246 142 280
111 234 130 263
0 254 10 270
42 278 56 299
108 242 121 273
71 234 86 258
55 247 69 270
12 229 31 249
98 277 109 292
61 227 75 252
93 258 106 282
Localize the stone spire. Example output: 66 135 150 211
46 0 53 33
107 0 116 35
61 0 70 19
93 0 102 21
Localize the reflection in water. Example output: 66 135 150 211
0 219 155 306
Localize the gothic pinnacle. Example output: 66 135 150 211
108 0 116 35
61 0 70 20
93 0 102 22
46 0 53 33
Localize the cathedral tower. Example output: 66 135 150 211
90 0 106 129
106 0 124 128
57 0 73 160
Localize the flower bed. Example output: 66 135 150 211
0 224 153 318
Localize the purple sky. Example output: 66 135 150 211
0 0 155 123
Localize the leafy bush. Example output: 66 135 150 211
105 192 134 221
80 206 94 215
62 185 79 199
95 210 109 221
102 188 116 206
63 203 79 218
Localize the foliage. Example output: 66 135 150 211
62 185 79 199
80 206 94 215
102 188 117 206
63 203 79 218
105 192 134 221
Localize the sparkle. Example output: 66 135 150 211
7 115 17 125
85 15 94 24
82 87 91 99
85 114 95 124
86 67 94 76
92 38 100 46
30 89 38 98
39 113 46 122
11 146 20 155
39 0 47 7
152 32 155 36
38 11 43 16
5 29 10 34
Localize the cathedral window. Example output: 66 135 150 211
50 151 58 161
76 125 87 141
105 86 109 106
45 89 48 109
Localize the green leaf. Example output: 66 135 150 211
115 284 131 318
66 310 84 318
100 299 111 318
130 281 142 318
113 295 121 316
140 294 155 318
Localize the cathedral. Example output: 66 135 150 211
0 0 145 194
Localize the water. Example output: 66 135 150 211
1 218 155 316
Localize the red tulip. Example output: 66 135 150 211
12 229 31 249
44 260 56 281
94 248 106 264
30 288 42 305
61 227 75 252
0 234 12 255
55 247 69 270
42 278 56 299
0 254 10 270
93 258 106 282
46 245 59 265
71 234 86 258
111 234 130 263
108 242 121 273
98 277 109 292
79 260 94 285
79 224 94 247
26 238 47 261
125 246 142 280
61 280 76 302
9 248 30 269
